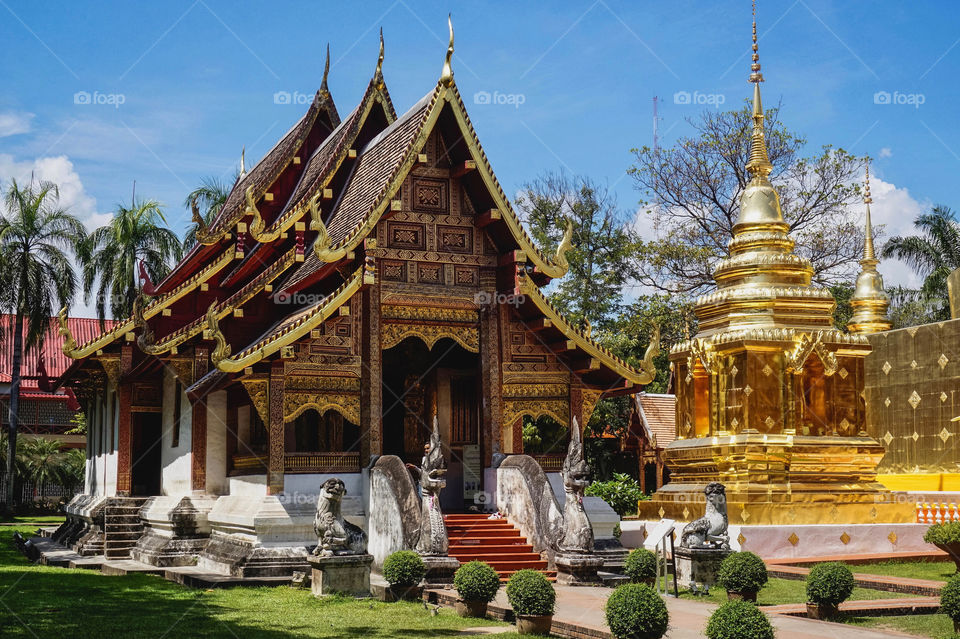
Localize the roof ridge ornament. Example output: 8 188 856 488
321 43 331 94
376 27 384 78
239 146 247 179
552 218 574 274
440 14 454 87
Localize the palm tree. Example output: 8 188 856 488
183 176 232 248
882 205 960 322
83 198 183 321
0 179 85 513
18 437 64 499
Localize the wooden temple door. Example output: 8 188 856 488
445 372 480 511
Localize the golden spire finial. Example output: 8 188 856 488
863 158 876 261
239 146 246 179
750 0 763 83
440 14 455 87
745 1 773 180
849 155 891 334
321 43 330 93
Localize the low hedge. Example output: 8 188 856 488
624 548 658 583
454 561 500 603
705 601 774 639
925 521 960 546
805 562 855 606
941 574 960 621
506 569 555 616
382 550 425 587
604 583 669 639
716 552 768 594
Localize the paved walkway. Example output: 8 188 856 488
430 585 921 639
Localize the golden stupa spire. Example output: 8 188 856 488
849 158 891 334
745 0 774 183
440 14 455 87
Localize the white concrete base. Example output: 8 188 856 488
621 520 936 559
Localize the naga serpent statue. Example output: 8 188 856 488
679 482 730 550
558 416 594 554
415 417 449 556
312 478 367 556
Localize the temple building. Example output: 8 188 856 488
637 12 912 526
54 29 655 557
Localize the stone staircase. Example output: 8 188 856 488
103 497 147 559
445 514 555 581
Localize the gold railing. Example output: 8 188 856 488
231 454 268 475
284 452 361 474
530 454 565 472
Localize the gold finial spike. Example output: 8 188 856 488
863 158 876 261
239 146 246 179
750 0 763 83
376 28 384 77
321 43 330 92
440 13 455 87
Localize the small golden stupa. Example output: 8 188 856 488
848 162 893 335
639 5 912 526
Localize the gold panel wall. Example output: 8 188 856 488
866 319 960 474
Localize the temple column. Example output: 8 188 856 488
479 298 501 466
268 360 285 494
205 390 228 495
360 283 382 460
116 345 134 495
191 347 209 492
570 382 583 434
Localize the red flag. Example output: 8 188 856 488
37 352 52 392
65 387 80 411
139 260 157 296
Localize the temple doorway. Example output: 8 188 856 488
381 336 480 511
130 412 161 496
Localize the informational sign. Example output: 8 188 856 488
643 518 676 552
462 444 482 503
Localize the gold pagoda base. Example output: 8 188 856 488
877 473 960 492
640 433 916 525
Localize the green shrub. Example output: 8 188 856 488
585 473 646 516
705 601 774 639
454 561 500 603
382 550 425 587
925 521 960 546
716 552 768 594
604 583 668 639
941 574 960 621
624 548 658 583
805 562 855 606
506 570 555 616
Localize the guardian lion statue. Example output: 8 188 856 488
679 482 729 549
313 478 367 556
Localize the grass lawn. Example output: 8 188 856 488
678 577 913 606
844 560 956 583
0 515 66 525
0 525 514 638
848 613 955 639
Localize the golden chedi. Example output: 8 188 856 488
639 9 912 526
848 162 892 335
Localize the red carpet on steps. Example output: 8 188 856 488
445 514 556 581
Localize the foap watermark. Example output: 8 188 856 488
474 291 525 307
273 90 315 105
874 90 925 109
473 90 526 109
73 91 125 108
674 90 726 108
275 291 327 305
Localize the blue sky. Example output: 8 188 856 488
1 0 958 312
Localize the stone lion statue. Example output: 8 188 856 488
679 482 729 549
313 478 367 556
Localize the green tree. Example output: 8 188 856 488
82 198 183 321
183 176 232 248
629 102 866 294
516 171 638 330
881 205 959 323
18 437 64 498
0 179 85 513
830 283 854 331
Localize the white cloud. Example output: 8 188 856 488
0 111 33 137
878 147 893 159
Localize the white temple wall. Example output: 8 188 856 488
104 387 118 495
160 369 192 496
205 390 228 495
87 384 119 497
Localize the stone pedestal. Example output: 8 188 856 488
674 546 731 591
308 554 373 597
421 555 460 586
555 552 605 586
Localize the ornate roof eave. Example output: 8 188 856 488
136 247 299 357
60 249 237 360
515 271 655 387
211 259 375 373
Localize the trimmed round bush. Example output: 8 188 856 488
941 574 960 621
717 552 769 594
925 521 960 546
454 561 500 603
805 562 855 606
705 601 774 639
382 550 426 587
604 583 669 639
506 569 556 616
624 548 658 583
